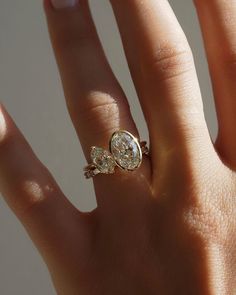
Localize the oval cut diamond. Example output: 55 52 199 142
110 131 142 170
91 147 116 174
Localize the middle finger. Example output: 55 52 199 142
110 0 212 171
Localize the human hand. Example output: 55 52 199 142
1 0 236 294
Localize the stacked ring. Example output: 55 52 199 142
84 130 149 179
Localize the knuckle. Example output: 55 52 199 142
16 177 59 219
182 174 234 247
79 101 119 130
146 42 194 81
183 203 221 243
76 92 131 136
78 98 119 122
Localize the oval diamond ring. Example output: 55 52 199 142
83 130 149 179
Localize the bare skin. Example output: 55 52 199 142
1 0 236 294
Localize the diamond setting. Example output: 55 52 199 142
91 147 116 174
109 130 142 171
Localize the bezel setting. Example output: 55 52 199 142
109 130 142 171
84 130 148 178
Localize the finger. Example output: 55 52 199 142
110 0 212 169
0 105 87 263
44 0 138 161
194 0 236 167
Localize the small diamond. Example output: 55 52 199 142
110 131 142 170
91 147 116 174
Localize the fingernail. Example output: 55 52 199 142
51 0 78 9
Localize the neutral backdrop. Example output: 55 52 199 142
0 1 217 294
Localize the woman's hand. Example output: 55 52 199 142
1 0 236 294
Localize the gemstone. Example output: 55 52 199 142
90 146 116 174
109 130 142 170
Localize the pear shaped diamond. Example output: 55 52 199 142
91 147 116 174
109 130 142 170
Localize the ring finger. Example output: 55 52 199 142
44 0 138 159
44 0 151 208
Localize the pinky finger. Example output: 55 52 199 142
0 104 87 261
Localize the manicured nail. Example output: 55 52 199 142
51 0 78 9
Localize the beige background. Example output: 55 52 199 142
0 0 217 294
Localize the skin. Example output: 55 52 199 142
1 0 236 294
